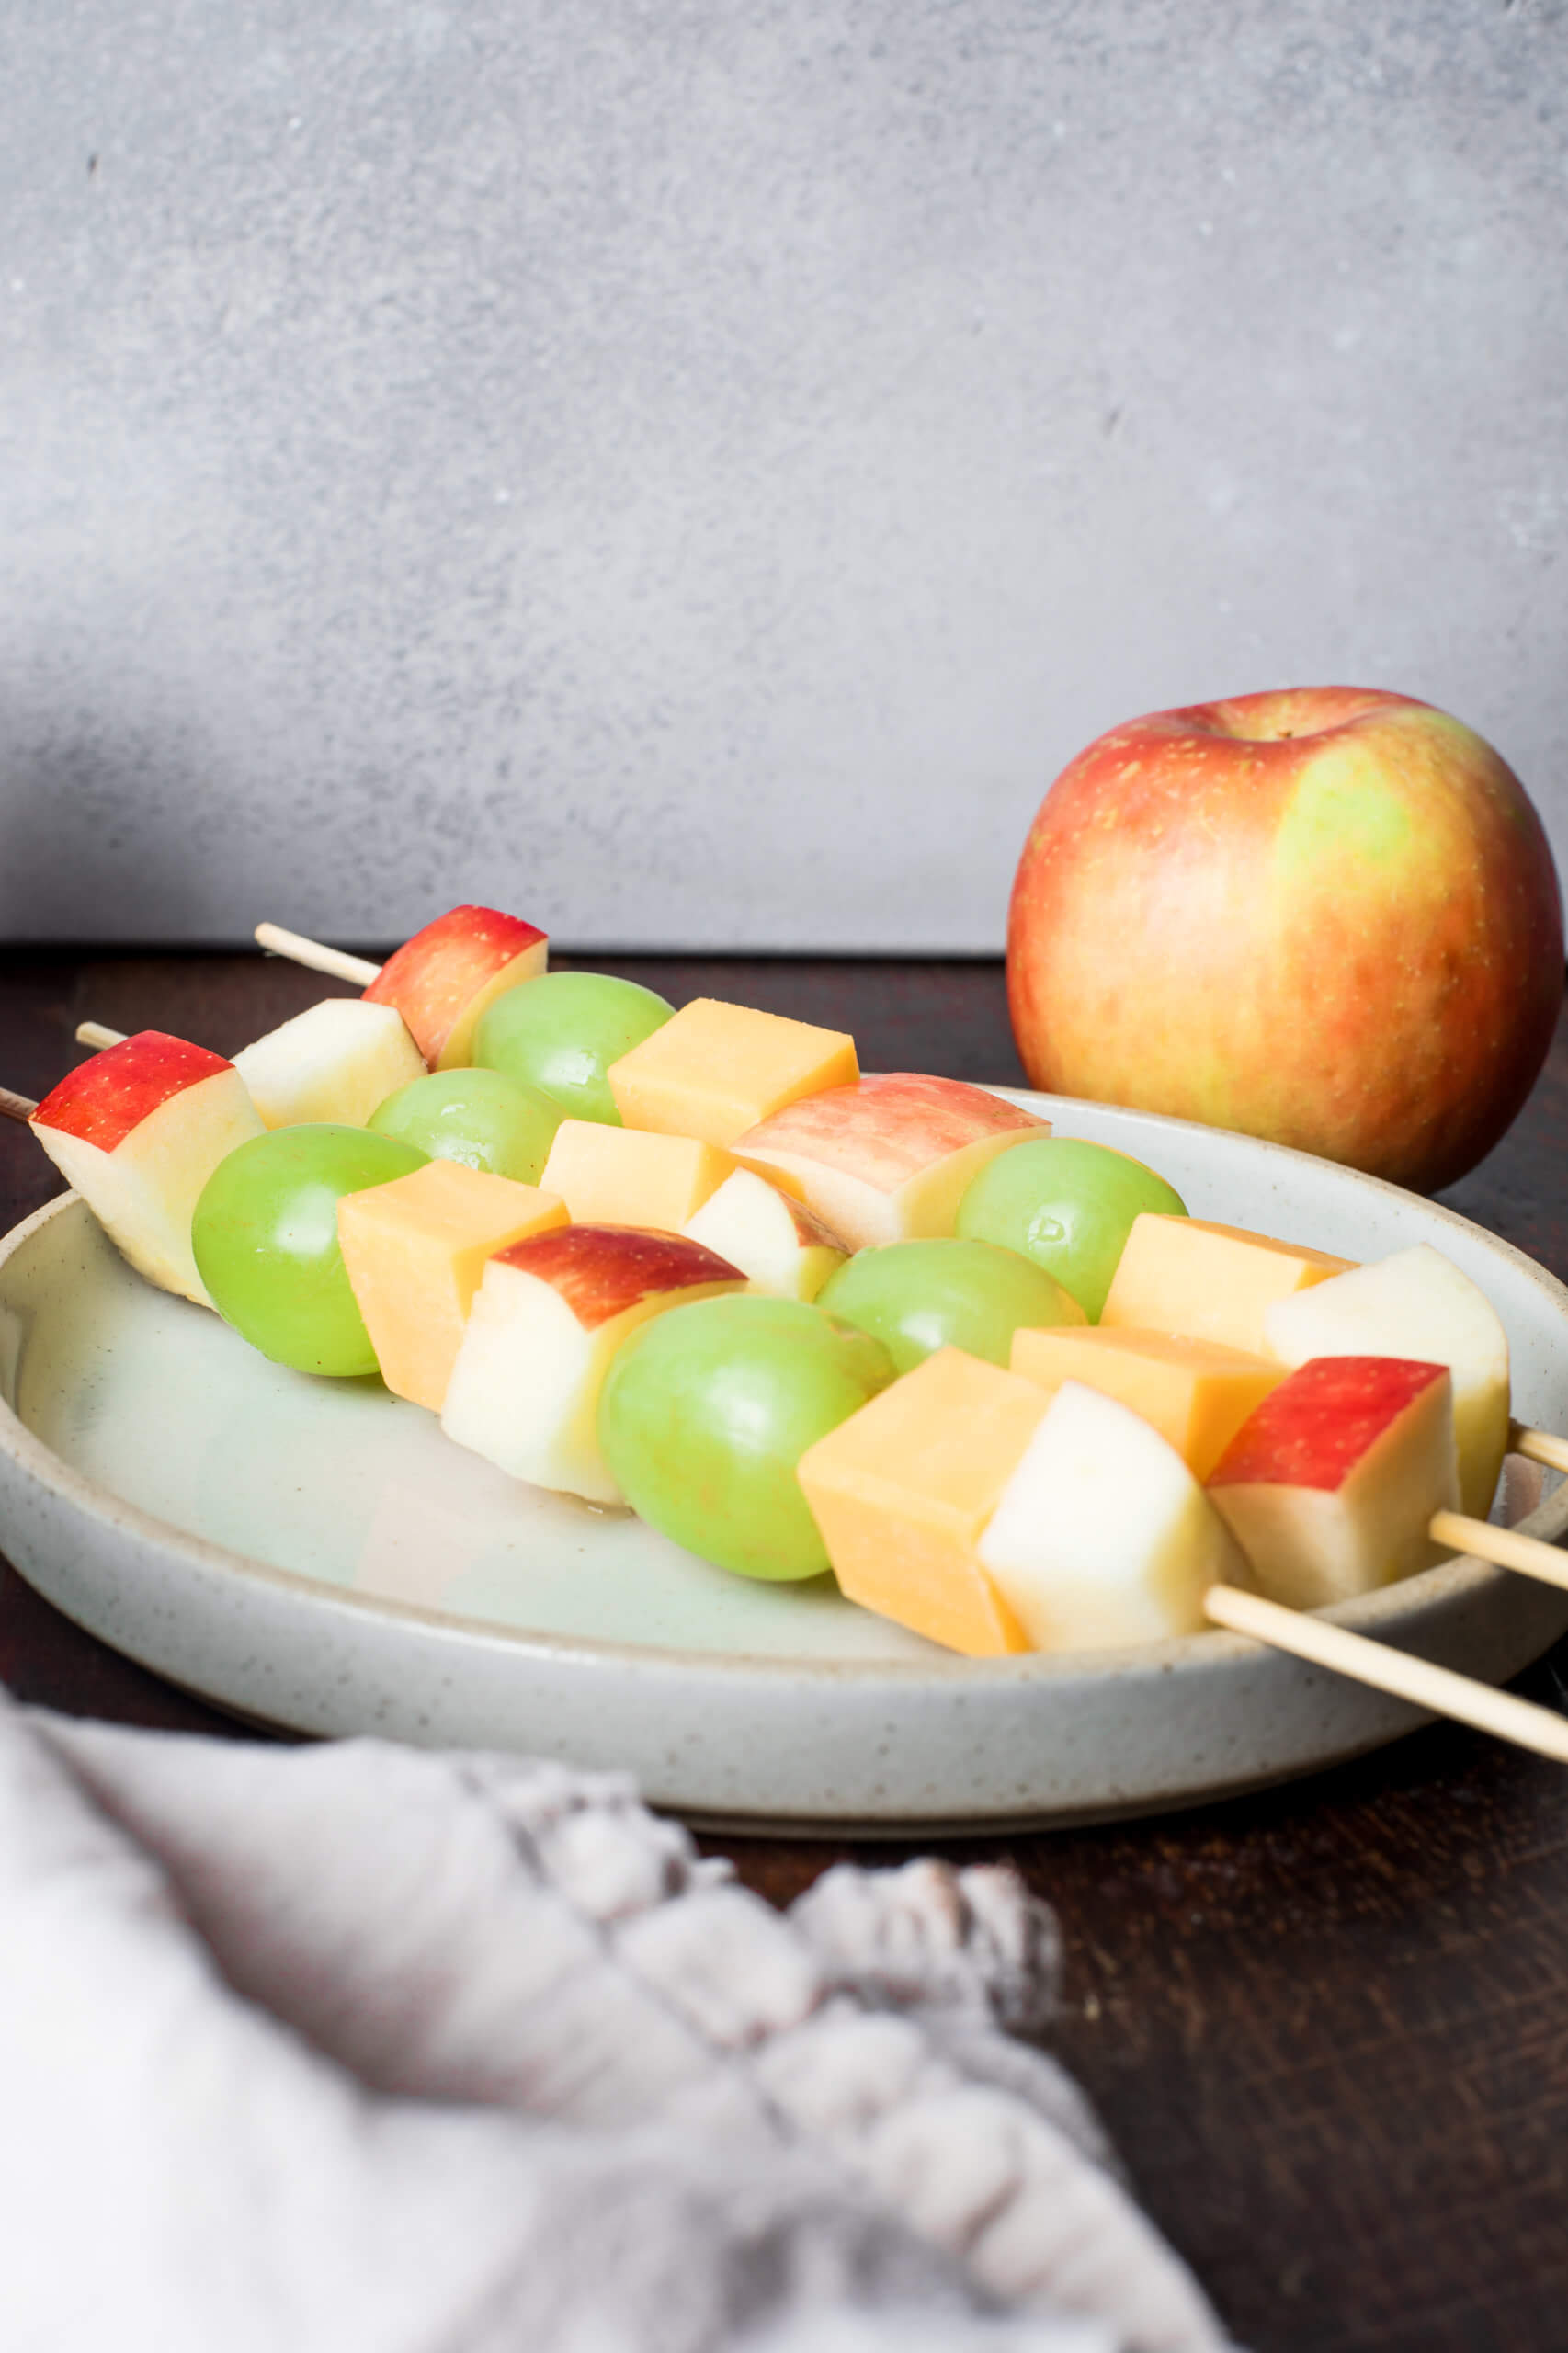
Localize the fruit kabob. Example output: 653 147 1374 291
10 922 1568 1765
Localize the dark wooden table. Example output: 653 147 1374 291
5 945 1568 2353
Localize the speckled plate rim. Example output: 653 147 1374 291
4 1089 1568 1831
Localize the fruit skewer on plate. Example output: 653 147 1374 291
9 1068 1568 1770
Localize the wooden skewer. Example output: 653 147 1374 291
1511 1419 1568 1477
0 1086 36 1124
254 922 381 989
1205 1583 1568 1764
75 1021 126 1051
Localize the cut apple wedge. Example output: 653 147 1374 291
681 1168 849 1302
440 1225 746 1501
733 1074 1049 1253
1207 1355 1460 1609
1263 1245 1511 1521
1100 1215 1355 1355
337 1159 569 1412
977 1381 1251 1650
364 905 549 1068
29 1032 265 1307
233 998 426 1130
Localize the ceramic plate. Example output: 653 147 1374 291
4 1090 1568 1835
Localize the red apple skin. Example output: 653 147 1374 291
365 905 548 1065
1208 1355 1449 1493
736 1073 1044 1189
492 1224 743 1330
31 1033 233 1152
1007 688 1563 1192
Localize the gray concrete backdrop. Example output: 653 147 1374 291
2 0 1564 950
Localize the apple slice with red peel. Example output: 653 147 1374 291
440 1224 746 1501
233 998 426 1129
1263 1245 1511 1522
29 1032 265 1306
1207 1356 1460 1610
977 1381 1250 1650
733 1074 1049 1252
681 1168 849 1301
364 905 549 1069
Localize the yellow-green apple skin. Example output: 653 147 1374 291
1006 688 1563 1192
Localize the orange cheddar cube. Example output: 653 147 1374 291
607 998 858 1147
796 1347 1047 1656
337 1159 568 1411
1008 1324 1287 1482
1100 1215 1355 1357
540 1119 738 1231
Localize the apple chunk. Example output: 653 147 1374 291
1263 1245 1510 1520
364 904 549 1069
733 1074 1049 1252
1207 1356 1460 1609
233 998 426 1130
978 1381 1250 1651
30 1032 265 1307
682 1168 849 1301
440 1225 745 1502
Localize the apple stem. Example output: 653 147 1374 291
1205 1583 1568 1764
254 923 382 989
0 1086 37 1124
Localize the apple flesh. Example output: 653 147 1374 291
977 1381 1250 1650
30 1032 265 1306
1207 1355 1460 1608
1263 1244 1510 1521
440 1225 745 1502
681 1167 849 1301
1007 688 1563 1191
733 1074 1048 1251
233 999 426 1130
364 905 549 1069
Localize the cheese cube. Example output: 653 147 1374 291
540 1119 739 1231
607 997 858 1146
233 999 426 1130
337 1160 568 1411
1100 1215 1354 1355
1009 1324 1287 1481
796 1347 1047 1655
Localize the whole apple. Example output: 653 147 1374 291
1006 688 1563 1192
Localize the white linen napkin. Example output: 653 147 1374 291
0 1688 1232 2353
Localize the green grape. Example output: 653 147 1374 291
192 1125 427 1376
815 1237 1084 1375
955 1137 1187 1321
473 971 675 1125
597 1294 894 1580
368 1066 563 1184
